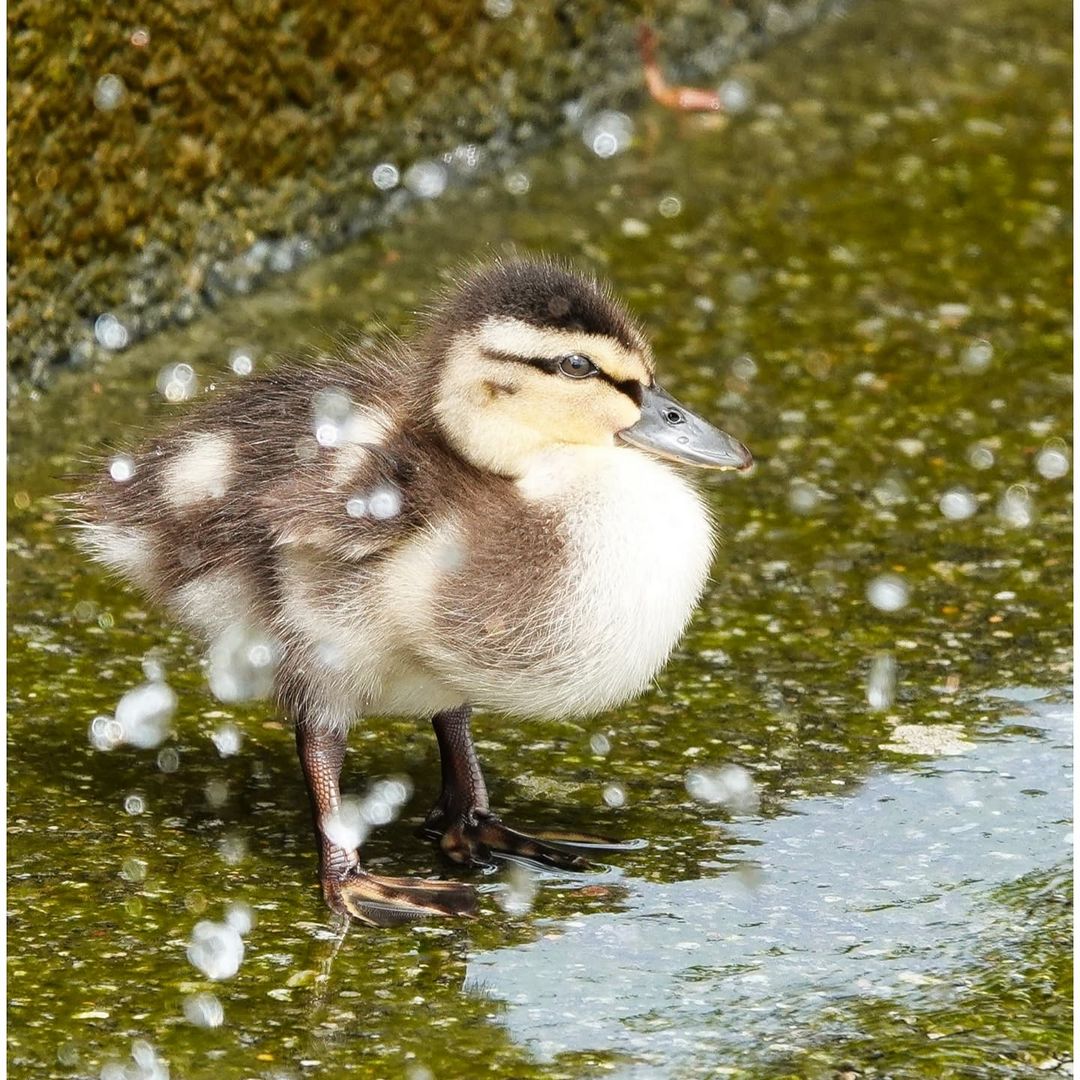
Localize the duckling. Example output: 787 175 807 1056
72 257 752 927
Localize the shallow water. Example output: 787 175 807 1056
7 0 1072 1077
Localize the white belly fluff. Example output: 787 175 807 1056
496 446 715 718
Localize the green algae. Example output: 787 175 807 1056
7 0 1071 1076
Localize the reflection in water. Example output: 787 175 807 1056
468 695 1071 1074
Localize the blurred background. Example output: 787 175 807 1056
7 1 1072 1078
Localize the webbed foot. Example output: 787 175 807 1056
328 868 477 927
421 809 643 872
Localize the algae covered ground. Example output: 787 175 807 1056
7 0 1071 1076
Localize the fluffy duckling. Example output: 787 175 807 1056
73 258 752 926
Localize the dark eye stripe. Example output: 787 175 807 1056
481 347 644 405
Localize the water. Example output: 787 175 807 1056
7 0 1070 1076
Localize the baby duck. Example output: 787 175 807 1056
74 257 752 926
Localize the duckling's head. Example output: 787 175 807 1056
426 258 752 478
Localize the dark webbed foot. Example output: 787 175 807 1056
421 809 639 872
330 868 477 928
425 706 642 872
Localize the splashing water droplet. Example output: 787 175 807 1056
124 793 146 815
229 347 255 376
371 162 400 190
497 864 538 916
1035 441 1070 480
590 732 611 756
183 992 224 1028
156 362 198 402
603 783 627 808
504 171 531 195
582 111 633 158
156 747 180 773
867 574 910 612
109 455 135 482
939 486 977 520
93 74 126 111
112 681 177 749
367 485 403 520
121 857 148 883
211 722 243 757
685 764 760 813
403 160 448 199
94 313 129 350
718 78 753 114
867 652 898 710
997 484 1035 528
311 387 352 447
207 625 278 703
967 442 995 470
959 338 994 373
187 919 245 980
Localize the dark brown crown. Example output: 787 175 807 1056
426 258 647 352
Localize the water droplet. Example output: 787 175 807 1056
1035 441 1069 480
657 193 683 218
124 793 146 815
504 171 531 195
997 484 1035 528
366 485 403 520
620 217 650 238
311 387 352 447
602 783 626 808
788 480 822 514
718 78 753 114
121 857 148 883
867 652 898 710
967 442 995 470
582 110 633 158
207 625 278 703
156 362 198 402
130 28 150 47
371 162 400 190
205 779 229 809
589 733 611 756
867 574 910 612
114 681 177 749
211 722 243 757
685 764 759 813
93 74 126 111
403 160 448 199
183 991 224 1028
229 347 255 376
94 313 129 350
939 486 977 520
218 834 247 865
109 455 135 483
156 747 180 773
187 919 245 980
483 0 514 17
496 864 538 916
959 338 994 373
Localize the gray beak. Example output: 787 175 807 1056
617 383 753 471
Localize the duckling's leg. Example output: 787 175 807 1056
421 706 634 871
295 718 476 927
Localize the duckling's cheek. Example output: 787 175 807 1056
162 432 235 508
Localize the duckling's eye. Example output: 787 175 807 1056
558 354 597 379
662 407 686 425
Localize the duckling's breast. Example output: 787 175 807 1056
391 445 715 719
